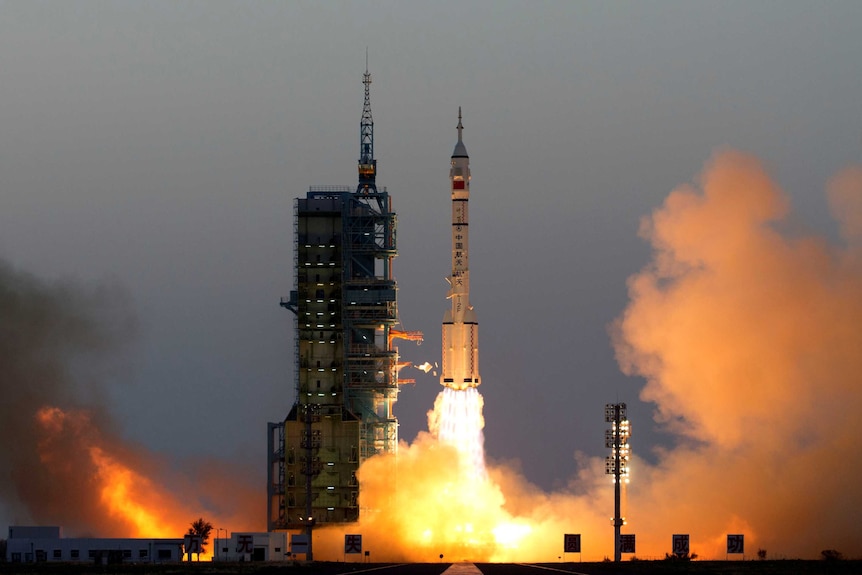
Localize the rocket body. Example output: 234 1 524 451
442 111 480 391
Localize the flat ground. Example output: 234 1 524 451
2 561 861 575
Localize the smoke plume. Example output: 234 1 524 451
5 148 859 560
0 263 130 532
0 262 259 540
612 150 862 558
308 150 862 562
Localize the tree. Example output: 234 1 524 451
821 549 844 561
187 517 213 560
663 551 697 561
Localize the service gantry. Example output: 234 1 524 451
268 65 421 537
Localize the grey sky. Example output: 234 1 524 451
1 0 861 526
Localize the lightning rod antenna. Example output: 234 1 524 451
357 51 377 193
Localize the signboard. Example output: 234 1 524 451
563 533 581 553
183 535 202 555
672 534 689 557
619 534 636 554
291 534 309 554
345 534 362 554
727 534 744 554
236 534 254 554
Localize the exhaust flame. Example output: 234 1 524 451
4 151 861 561
308 150 862 562
30 403 263 559
32 405 236 556
428 387 487 479
88 445 168 537
0 264 259 556
33 404 188 537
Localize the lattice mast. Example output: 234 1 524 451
357 54 377 193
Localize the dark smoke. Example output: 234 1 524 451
0 260 137 534
0 260 262 539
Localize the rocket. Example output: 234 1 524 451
441 108 480 391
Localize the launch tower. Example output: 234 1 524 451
268 67 419 533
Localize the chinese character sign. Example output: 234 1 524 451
345 534 362 554
563 533 581 553
184 535 202 555
236 534 254 554
727 534 744 554
619 534 636 554
672 534 689 557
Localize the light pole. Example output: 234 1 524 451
215 528 225 561
605 402 631 562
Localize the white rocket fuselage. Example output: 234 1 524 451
442 111 480 391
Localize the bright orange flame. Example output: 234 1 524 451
22 152 862 562
32 405 261 561
309 152 862 562
304 390 614 563
87 446 173 537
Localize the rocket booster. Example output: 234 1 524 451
441 109 480 391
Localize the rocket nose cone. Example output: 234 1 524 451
452 140 468 158
453 108 468 158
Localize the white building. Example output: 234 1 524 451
5 526 183 564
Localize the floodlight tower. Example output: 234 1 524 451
605 402 631 562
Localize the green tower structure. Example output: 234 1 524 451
268 66 418 540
